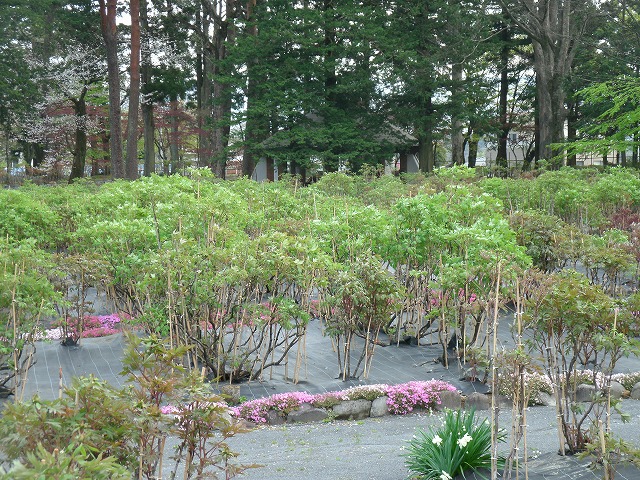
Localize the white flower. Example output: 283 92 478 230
440 471 452 480
432 434 443 446
457 433 473 448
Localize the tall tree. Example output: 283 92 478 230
242 0 261 177
140 0 155 176
126 0 141 179
500 0 596 166
98 0 124 178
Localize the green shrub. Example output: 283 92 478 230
405 409 504 480
0 443 130 479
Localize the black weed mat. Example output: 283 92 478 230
459 453 640 480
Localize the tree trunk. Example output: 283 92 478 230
99 0 124 179
468 134 479 168
125 0 141 180
69 87 88 183
209 0 236 179
418 132 435 173
398 152 408 173
418 96 435 173
497 10 510 169
141 0 155 176
450 63 465 166
197 7 212 170
169 94 179 174
243 73 259 177
502 0 587 169
567 99 577 167
243 0 259 177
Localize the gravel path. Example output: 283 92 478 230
223 402 640 480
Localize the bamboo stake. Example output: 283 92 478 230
138 436 144 480
599 420 609 480
158 434 166 479
294 330 303 384
490 263 501 480
168 270 174 350
284 333 289 380
551 343 565 456
11 267 18 403
303 328 308 379
59 367 64 399
523 400 529 480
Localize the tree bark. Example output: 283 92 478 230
242 0 259 177
141 0 155 176
418 96 435 173
501 0 590 169
69 87 88 183
196 7 212 170
497 9 510 169
468 133 479 168
208 0 236 179
450 63 465 166
322 0 339 173
99 0 124 179
169 94 179 174
566 99 578 167
126 0 141 180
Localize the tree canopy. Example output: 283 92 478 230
1 0 639 180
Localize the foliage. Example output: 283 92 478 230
0 335 251 480
0 443 131 480
0 238 59 396
405 408 504 480
522 268 640 453
0 377 137 469
496 364 554 406
0 189 62 248
581 432 640 480
567 78 640 160
319 249 404 379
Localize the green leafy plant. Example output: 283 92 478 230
581 429 640 480
0 443 130 480
405 408 504 480
0 334 253 480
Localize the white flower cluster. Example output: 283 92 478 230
457 433 473 448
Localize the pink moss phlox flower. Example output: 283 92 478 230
160 405 180 415
231 380 458 423
232 391 315 423
385 380 457 415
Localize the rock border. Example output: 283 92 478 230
249 381 640 426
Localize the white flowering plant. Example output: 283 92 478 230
405 409 504 480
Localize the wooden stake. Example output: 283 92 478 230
491 262 501 480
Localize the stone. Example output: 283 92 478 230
435 390 462 411
494 394 512 408
575 384 598 402
536 392 556 407
235 418 257 430
332 399 372 420
608 381 626 400
220 384 242 404
631 382 640 400
287 405 329 423
370 396 389 417
265 410 286 425
464 392 490 410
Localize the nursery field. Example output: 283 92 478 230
2 166 640 478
